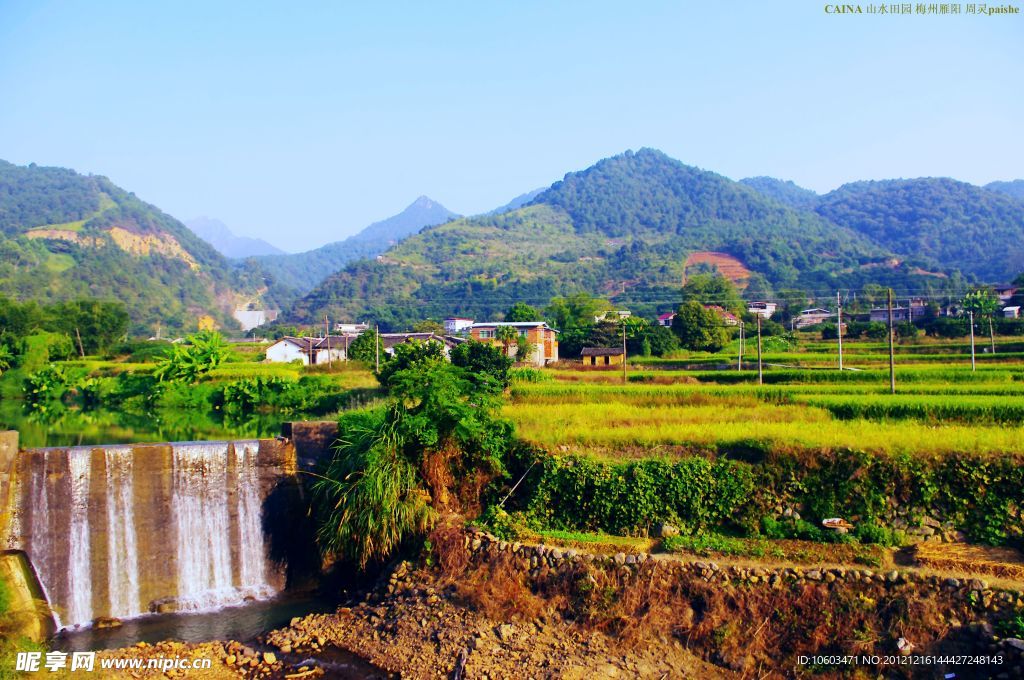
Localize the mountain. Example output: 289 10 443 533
815 178 1024 282
292 149 961 329
249 196 458 297
0 160 260 334
486 188 545 215
985 180 1024 202
739 177 819 210
185 216 284 258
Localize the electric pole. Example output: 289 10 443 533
969 310 976 372
622 322 627 384
836 291 843 371
887 288 896 394
375 324 380 373
756 315 763 385
325 315 332 367
737 321 744 371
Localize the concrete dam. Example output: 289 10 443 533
0 430 328 630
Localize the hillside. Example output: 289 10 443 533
816 178 1024 281
185 216 285 258
250 196 458 297
0 160 259 334
739 176 819 210
292 149 957 329
985 180 1024 202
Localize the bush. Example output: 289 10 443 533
853 522 905 547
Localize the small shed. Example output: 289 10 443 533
581 347 625 367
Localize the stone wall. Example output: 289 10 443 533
461 529 1024 669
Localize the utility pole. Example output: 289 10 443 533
737 321 744 371
969 310 976 372
989 315 996 355
836 291 844 371
756 315 763 385
75 327 85 358
325 315 332 367
887 288 896 394
375 324 380 373
622 322 627 384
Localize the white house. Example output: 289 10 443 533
747 302 777 319
594 310 631 323
381 333 460 358
795 308 834 329
657 312 675 327
1004 306 1021 319
265 336 354 365
444 317 474 334
334 322 369 334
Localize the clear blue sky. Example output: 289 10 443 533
1 1 1020 252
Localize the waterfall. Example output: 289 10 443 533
235 441 268 592
27 451 60 628
105 446 140 618
171 442 234 609
66 447 93 627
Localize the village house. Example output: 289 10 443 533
704 305 739 326
469 321 559 366
994 283 1019 303
334 321 369 334
795 308 834 329
747 301 777 319
265 335 354 365
657 312 675 327
1004 306 1021 319
581 347 624 367
443 317 474 335
380 333 461 358
869 302 927 324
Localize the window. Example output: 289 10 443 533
479 329 494 339
518 329 529 338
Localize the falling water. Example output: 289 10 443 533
234 441 268 592
66 447 93 627
171 442 235 610
105 446 140 618
27 451 60 628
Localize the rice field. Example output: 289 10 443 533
506 342 1024 458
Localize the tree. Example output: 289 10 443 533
450 340 513 391
670 301 728 352
962 288 1000 353
545 293 610 330
377 339 447 388
45 299 129 354
0 344 12 374
412 320 444 334
504 302 541 322
680 273 743 314
515 338 536 363
347 330 383 364
152 330 228 383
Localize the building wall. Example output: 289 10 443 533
266 342 307 364
584 354 623 367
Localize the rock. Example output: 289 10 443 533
1005 638 1024 652
806 570 822 581
263 652 277 665
944 577 961 589
93 617 122 629
497 624 515 642
242 646 257 658
897 637 914 655
224 655 236 666
656 523 680 538
613 553 626 566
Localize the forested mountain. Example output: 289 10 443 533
739 176 819 210
985 180 1024 202
0 160 260 334
248 196 458 297
185 216 285 258
816 178 1024 282
292 149 961 329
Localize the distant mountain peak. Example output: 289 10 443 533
184 216 285 258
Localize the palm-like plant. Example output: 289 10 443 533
495 325 518 357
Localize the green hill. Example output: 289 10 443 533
816 178 1024 282
293 149 960 329
739 176 819 210
0 160 261 334
985 180 1024 203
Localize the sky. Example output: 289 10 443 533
0 1 1021 252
